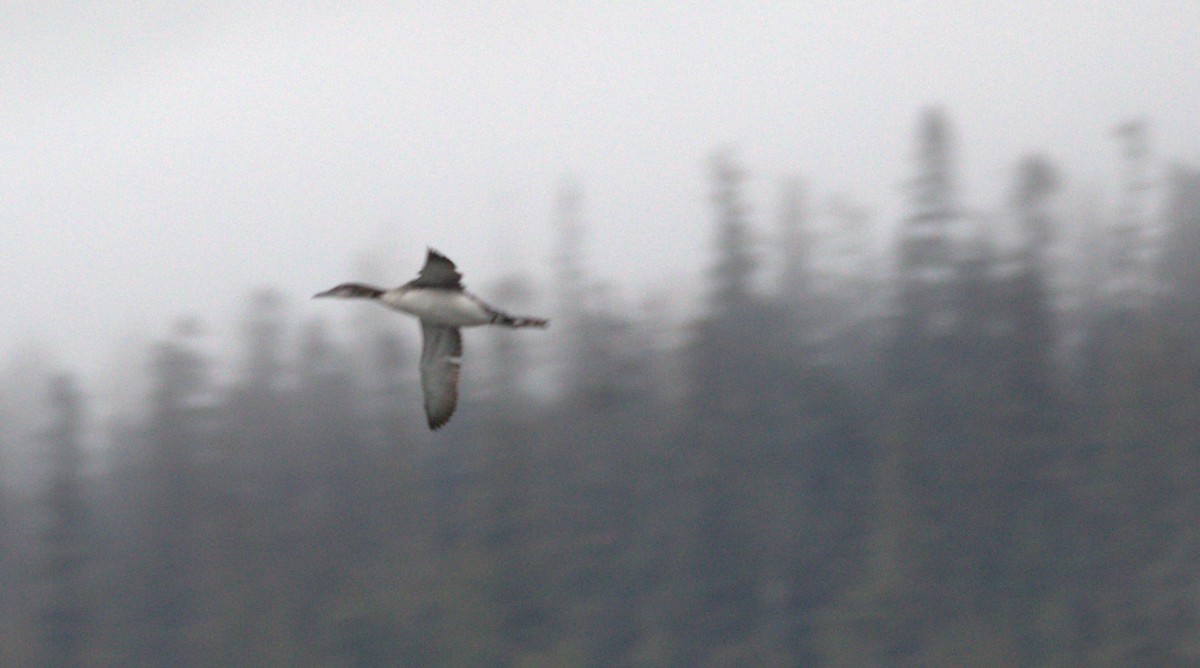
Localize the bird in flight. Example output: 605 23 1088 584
315 249 548 430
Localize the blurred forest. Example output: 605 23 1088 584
4 109 1200 666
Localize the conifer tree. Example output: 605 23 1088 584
674 148 768 659
1009 154 1061 428
777 176 811 314
39 374 89 668
709 148 755 317
897 107 962 358
1158 166 1200 336
141 323 208 665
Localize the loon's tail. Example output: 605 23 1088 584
490 311 549 329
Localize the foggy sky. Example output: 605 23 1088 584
3 2 1199 386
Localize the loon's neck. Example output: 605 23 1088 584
344 283 385 299
314 283 385 300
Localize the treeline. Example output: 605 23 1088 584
3 109 1200 666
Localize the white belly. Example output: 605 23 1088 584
382 288 493 326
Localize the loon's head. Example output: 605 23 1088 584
313 283 385 300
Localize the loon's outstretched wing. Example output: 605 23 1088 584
408 248 464 290
419 320 462 430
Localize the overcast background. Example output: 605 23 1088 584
4 2 1199 385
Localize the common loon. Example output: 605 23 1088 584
315 248 548 430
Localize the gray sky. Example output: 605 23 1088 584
4 2 1199 383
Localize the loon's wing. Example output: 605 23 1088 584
408 248 464 289
419 320 462 430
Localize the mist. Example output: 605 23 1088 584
5 3 1199 378
4 3 1200 665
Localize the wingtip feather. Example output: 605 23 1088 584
427 407 455 430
